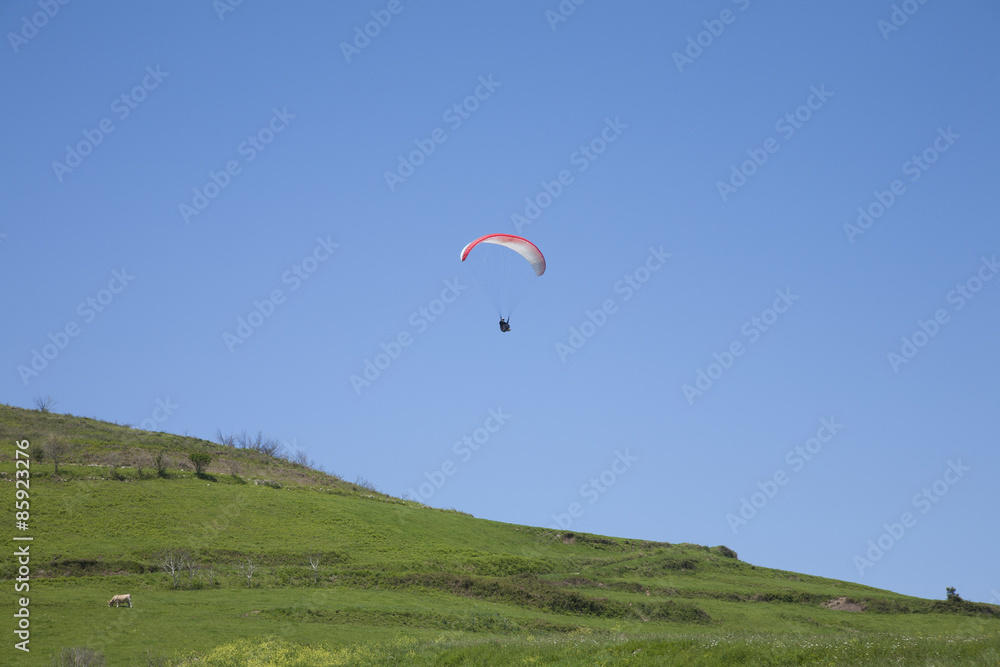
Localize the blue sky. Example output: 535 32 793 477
3 1 998 603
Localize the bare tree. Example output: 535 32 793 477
225 458 243 477
236 430 262 450
355 476 378 493
160 550 180 588
106 451 127 481
134 451 151 479
32 395 55 412
43 437 71 474
160 549 190 588
185 551 199 585
214 428 236 447
259 436 284 457
237 556 258 587
292 450 309 466
308 555 321 585
235 430 284 458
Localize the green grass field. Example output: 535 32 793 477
2 404 998 665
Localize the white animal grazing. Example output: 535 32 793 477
108 594 131 607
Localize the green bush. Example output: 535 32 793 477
189 452 212 476
716 545 739 559
154 450 169 478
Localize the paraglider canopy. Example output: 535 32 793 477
460 234 545 276
461 233 545 323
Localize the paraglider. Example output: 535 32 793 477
460 234 545 331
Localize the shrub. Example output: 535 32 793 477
716 545 739 559
155 451 169 478
189 452 212 476
52 646 105 666
225 458 242 476
144 649 169 667
134 451 153 479
355 476 378 492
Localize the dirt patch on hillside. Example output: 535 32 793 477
823 597 867 612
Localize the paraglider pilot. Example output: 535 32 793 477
499 318 511 333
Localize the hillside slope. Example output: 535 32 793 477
1 404 998 665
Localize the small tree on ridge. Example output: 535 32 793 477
189 452 212 476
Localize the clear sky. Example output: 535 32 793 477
3 1 998 603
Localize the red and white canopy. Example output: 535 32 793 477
460 234 546 276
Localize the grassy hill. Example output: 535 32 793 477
1 404 998 665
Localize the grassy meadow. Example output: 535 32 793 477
2 404 998 665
